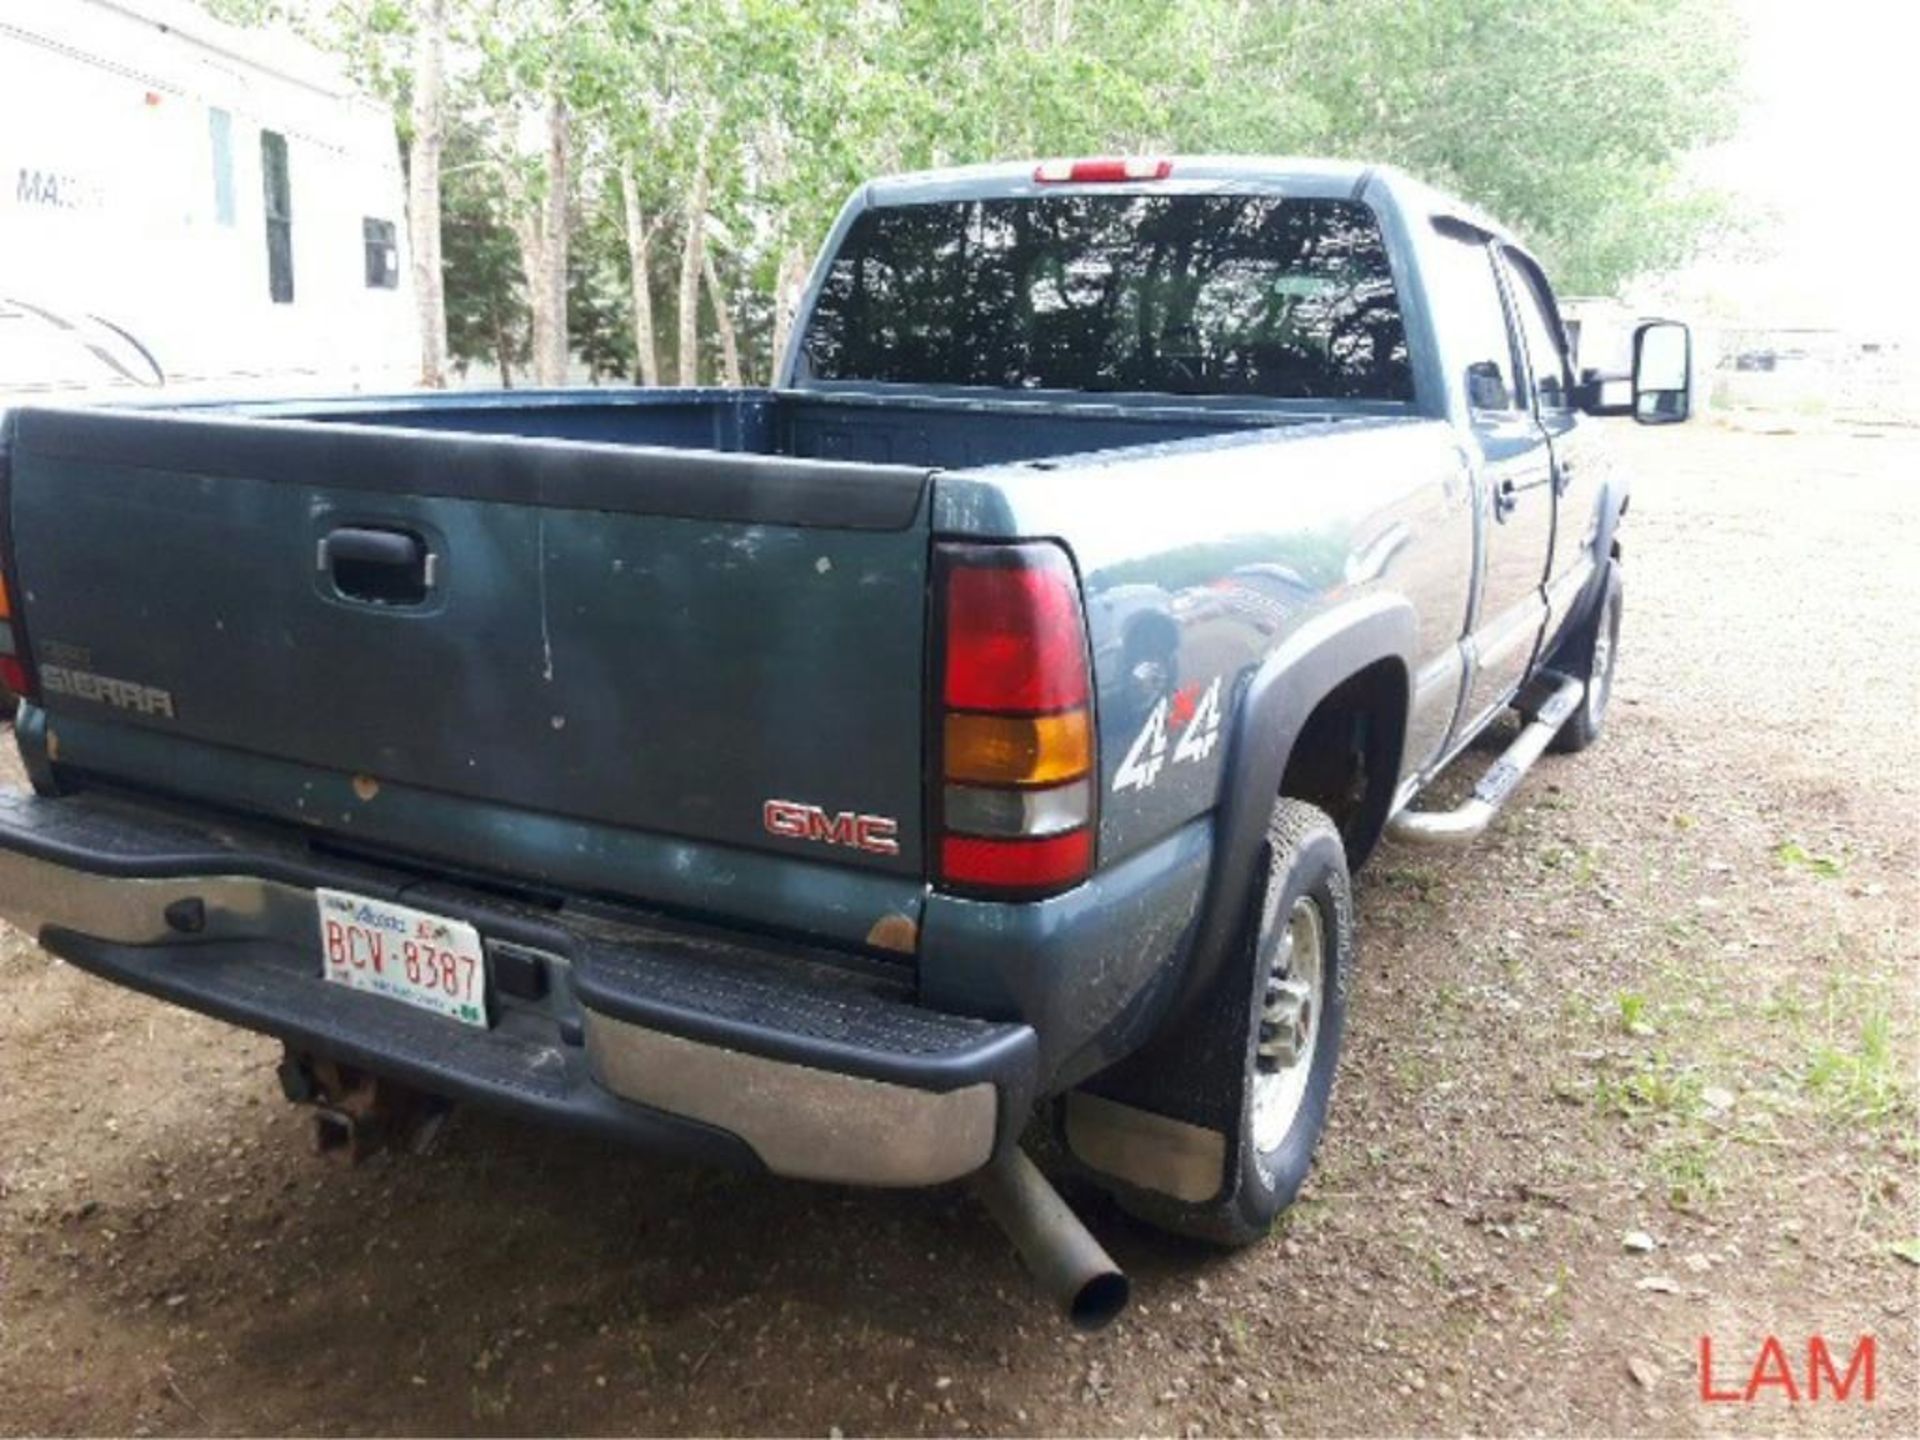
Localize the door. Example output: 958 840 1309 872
1430 229 1557 737
1498 247 1598 649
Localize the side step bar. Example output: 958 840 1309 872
1386 673 1585 847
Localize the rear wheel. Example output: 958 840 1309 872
1549 559 1623 754
1116 798 1353 1246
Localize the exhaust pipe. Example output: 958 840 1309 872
973 1147 1129 1330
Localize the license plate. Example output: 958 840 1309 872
317 888 487 1027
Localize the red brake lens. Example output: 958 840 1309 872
943 554 1090 712
940 830 1094 892
1033 157 1173 184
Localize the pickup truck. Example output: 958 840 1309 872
0 156 1690 1328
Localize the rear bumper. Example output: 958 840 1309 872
0 786 1036 1187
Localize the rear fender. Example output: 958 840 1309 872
1063 595 1416 1203
1160 594 1417 1032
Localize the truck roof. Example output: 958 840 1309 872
859 155 1524 252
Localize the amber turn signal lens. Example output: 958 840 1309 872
944 709 1091 786
0 571 11 622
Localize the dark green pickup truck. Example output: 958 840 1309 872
0 156 1690 1326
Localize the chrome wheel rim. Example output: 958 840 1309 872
1252 893 1326 1155
1588 591 1619 727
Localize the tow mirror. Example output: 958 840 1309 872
1631 320 1691 424
1574 318 1693 423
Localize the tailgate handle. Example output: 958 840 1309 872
319 526 435 605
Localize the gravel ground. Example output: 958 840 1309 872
0 419 1914 1436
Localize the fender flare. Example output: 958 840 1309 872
1546 470 1630 669
1167 593 1418 1025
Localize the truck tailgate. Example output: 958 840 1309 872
3 407 933 897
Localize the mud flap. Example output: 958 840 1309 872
1061 917 1260 1215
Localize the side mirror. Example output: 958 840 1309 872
1631 320 1691 424
1574 319 1693 422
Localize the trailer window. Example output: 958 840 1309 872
208 109 234 227
802 194 1411 401
261 130 293 304
363 218 399 288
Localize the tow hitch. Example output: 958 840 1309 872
276 1050 450 1163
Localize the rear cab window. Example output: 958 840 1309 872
801 194 1412 402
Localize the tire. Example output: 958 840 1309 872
1549 558 1623 755
1115 798 1354 1246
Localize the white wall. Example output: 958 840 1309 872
0 0 419 396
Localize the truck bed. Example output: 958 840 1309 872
0 387 1304 956
204 385 1297 469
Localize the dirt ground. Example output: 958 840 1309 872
1 420 1914 1437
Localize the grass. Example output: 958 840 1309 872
1803 992 1909 1127
1653 1136 1725 1209
1616 991 1651 1035
1585 929 1917 1219
1773 839 1845 878
1593 1058 1704 1121
1382 865 1442 902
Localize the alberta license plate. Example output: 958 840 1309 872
317 888 488 1027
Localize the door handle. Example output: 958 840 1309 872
1494 477 1519 520
319 526 435 604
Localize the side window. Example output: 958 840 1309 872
1429 227 1520 414
363 218 399 288
1500 249 1572 411
261 130 293 304
208 108 234 227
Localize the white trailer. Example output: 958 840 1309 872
0 0 419 399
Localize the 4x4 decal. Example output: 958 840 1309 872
1112 676 1223 793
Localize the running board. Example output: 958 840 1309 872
1386 674 1585 847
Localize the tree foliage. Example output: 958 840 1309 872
228 0 1744 384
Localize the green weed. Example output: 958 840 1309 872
1804 1000 1909 1126
1774 840 1844 878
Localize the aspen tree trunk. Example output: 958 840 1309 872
701 250 741 388
767 245 808 384
528 90 571 386
676 145 709 386
619 164 660 385
407 0 449 387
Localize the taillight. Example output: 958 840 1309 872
0 441 34 703
1033 156 1172 184
934 543 1095 896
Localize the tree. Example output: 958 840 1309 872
702 247 742 388
674 142 710 387
471 0 606 386
407 0 450 385
1225 0 1744 293
617 164 661 384
440 119 529 383
239 0 1743 389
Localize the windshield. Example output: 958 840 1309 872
800 193 1411 402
